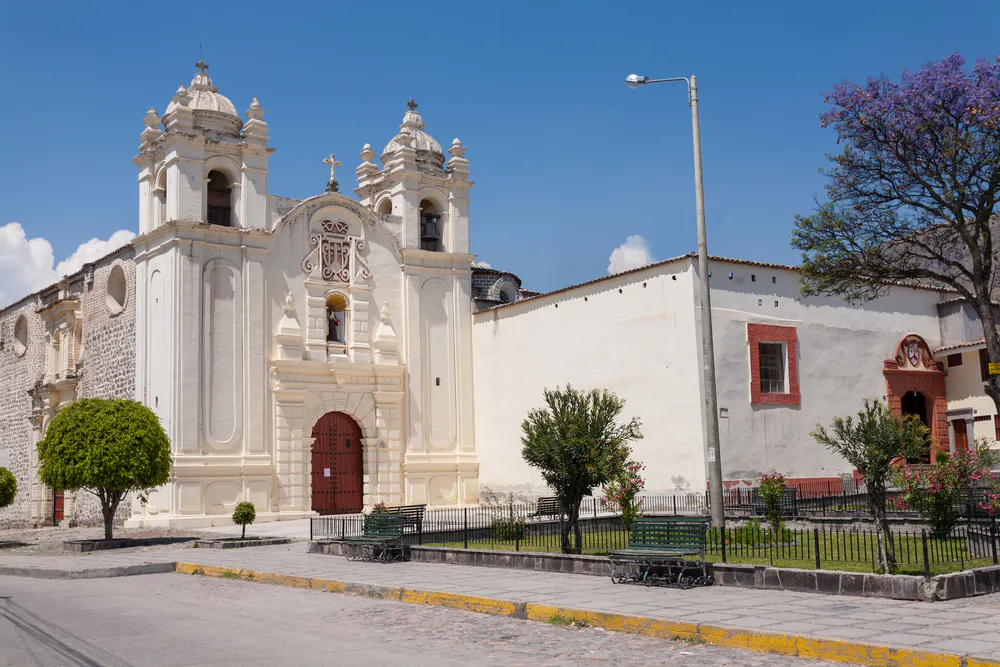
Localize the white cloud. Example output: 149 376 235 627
608 235 655 274
473 260 492 269
0 223 135 308
56 230 135 276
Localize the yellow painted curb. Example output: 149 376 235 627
174 562 987 667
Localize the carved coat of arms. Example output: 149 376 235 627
301 219 372 283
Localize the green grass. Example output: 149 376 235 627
423 526 995 576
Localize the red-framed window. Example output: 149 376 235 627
748 323 800 405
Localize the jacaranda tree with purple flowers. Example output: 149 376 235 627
793 53 1000 413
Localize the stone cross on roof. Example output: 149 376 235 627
323 153 343 192
406 98 418 111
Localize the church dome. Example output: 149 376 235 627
382 101 444 164
165 62 243 136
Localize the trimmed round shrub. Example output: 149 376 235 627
0 467 16 509
232 501 256 539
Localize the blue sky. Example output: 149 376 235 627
2 0 999 298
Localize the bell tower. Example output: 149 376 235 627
134 60 273 234
356 100 471 254
356 101 480 507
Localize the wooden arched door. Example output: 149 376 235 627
311 412 364 515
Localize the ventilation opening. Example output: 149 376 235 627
106 265 127 315
435 377 441 386
12 315 27 357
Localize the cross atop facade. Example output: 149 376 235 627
195 43 209 74
323 153 343 191
406 98 418 112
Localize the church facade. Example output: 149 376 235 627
0 63 497 529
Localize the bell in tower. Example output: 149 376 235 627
421 211 442 251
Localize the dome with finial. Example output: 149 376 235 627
382 99 444 164
165 60 242 136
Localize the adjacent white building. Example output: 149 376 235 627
474 254 996 496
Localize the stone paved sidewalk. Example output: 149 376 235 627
2 542 999 661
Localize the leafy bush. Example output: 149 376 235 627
758 472 786 535
371 502 390 514
521 385 642 554
812 399 928 574
483 488 529 541
0 467 15 509
232 501 256 540
492 515 528 540
37 399 172 540
601 460 645 530
895 439 998 538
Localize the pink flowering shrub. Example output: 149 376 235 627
371 502 390 514
894 439 997 537
601 460 645 530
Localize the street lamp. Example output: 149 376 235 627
625 72 725 529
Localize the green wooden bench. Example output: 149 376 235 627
344 512 406 562
608 516 713 588
530 497 563 519
388 504 426 536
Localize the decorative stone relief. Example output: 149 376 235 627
301 219 372 283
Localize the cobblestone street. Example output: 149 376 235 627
0 573 841 667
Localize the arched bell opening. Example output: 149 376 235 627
207 170 233 227
419 199 443 252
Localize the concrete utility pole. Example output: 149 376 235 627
625 73 725 528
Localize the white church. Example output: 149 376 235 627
1 61 998 530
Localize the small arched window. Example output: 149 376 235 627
376 198 393 216
326 294 349 345
207 170 232 227
107 265 127 315
419 199 443 252
12 315 28 357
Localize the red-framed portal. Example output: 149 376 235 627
748 323 800 405
883 334 948 462
310 412 364 515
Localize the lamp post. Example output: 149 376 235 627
625 73 725 528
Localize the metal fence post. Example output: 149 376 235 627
341 518 345 540
814 528 821 570
463 507 468 549
309 518 313 542
921 529 930 578
721 526 727 563
673 495 677 515
992 515 998 566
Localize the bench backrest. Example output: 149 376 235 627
363 512 405 539
627 516 709 550
389 504 426 530
535 497 563 516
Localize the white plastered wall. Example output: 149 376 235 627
704 260 945 482
472 260 704 495
941 348 997 442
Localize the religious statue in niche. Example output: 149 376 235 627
327 308 344 344
301 219 372 283
895 334 934 369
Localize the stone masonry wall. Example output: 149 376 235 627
72 247 137 527
0 245 137 530
0 298 47 530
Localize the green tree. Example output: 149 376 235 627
37 399 172 540
0 467 16 509
792 54 1000 414
811 399 928 574
232 501 256 540
521 385 642 554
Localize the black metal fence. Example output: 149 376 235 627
309 496 1000 575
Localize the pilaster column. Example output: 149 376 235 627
274 391 309 512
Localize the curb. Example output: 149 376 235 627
173 562 1000 667
0 562 177 580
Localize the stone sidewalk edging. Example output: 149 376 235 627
172 561 1000 667
715 563 1000 601
311 539 1000 601
0 561 176 579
